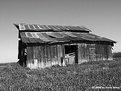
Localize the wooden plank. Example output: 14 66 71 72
38 46 41 62
43 45 47 66
27 47 33 62
41 46 44 64
50 45 54 65
108 45 113 60
78 44 81 64
95 44 101 61
62 44 65 65
45 45 51 67
57 45 62 65
89 44 95 61
26 46 34 68
52 45 58 65
55 45 58 64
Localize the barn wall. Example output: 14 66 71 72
26 45 63 69
95 44 113 61
26 43 113 69
78 43 95 64
78 43 113 64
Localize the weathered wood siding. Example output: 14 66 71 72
78 43 95 64
78 43 113 64
26 43 113 69
26 45 63 68
95 44 113 61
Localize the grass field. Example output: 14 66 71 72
0 60 121 91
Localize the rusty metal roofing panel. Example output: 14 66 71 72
72 33 94 41
29 24 35 30
15 23 91 32
55 25 66 30
21 37 30 43
20 35 48 44
36 33 51 42
72 32 116 43
64 32 77 37
37 25 44 30
41 33 58 42
86 33 115 42
20 32 26 37
42 25 50 30
19 31 116 44
46 32 65 38
24 25 29 30
26 32 33 38
32 24 40 30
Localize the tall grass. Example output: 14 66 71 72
0 60 121 91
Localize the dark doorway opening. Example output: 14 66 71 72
65 45 78 63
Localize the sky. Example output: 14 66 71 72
0 0 121 63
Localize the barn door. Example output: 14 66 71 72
65 45 78 64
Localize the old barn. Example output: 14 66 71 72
15 23 116 69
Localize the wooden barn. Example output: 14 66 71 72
15 23 116 69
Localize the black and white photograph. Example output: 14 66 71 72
0 0 121 90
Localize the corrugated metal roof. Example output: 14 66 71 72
19 32 116 44
15 23 91 32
